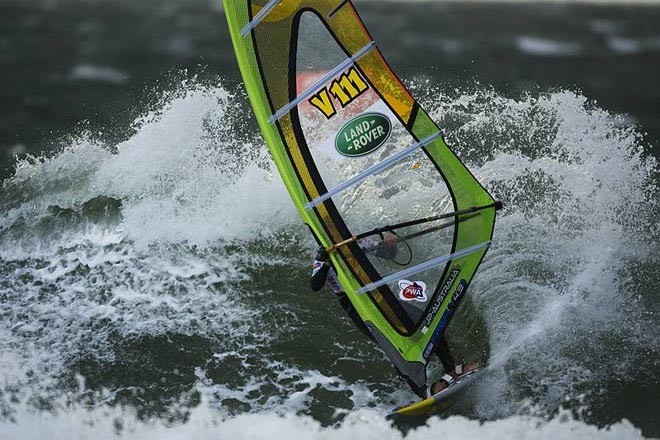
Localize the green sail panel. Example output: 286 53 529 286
223 0 498 391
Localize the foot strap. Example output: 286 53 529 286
426 374 455 398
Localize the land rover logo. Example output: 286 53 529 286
335 113 391 157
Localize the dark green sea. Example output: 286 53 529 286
1 1 659 438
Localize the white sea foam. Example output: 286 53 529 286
422 87 659 418
1 79 658 438
69 65 130 84
0 401 651 440
0 81 302 422
516 36 583 56
588 19 626 35
2 81 296 252
607 36 660 54
6 143 27 157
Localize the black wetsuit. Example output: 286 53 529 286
310 240 455 396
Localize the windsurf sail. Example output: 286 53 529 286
223 0 500 393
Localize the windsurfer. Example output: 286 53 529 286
310 237 478 398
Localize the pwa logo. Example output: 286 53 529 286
398 280 428 303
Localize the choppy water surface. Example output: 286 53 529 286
1 79 658 438
1 1 660 439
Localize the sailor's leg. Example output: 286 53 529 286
407 378 427 399
337 293 427 397
433 334 456 373
337 293 374 341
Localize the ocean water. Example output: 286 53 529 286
1 1 660 439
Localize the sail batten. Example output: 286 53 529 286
357 242 491 293
241 0 283 37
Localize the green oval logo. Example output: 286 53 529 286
335 113 392 157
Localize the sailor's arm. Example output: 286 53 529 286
310 259 331 291
310 247 332 292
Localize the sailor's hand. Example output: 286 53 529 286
383 234 398 247
315 246 329 262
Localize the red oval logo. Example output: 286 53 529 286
398 280 428 303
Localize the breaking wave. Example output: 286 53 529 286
1 77 658 437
